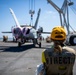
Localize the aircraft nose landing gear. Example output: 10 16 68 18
33 38 42 48
38 42 41 48
37 37 42 48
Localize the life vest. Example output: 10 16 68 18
43 46 76 75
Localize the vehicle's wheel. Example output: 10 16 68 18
69 35 76 45
39 42 41 48
32 44 35 47
18 42 21 47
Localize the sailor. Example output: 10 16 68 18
37 26 76 75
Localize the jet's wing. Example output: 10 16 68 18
42 32 51 34
2 31 12 33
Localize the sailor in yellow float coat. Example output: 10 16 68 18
39 26 76 75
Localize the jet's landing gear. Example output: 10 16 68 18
38 42 41 48
18 38 25 47
37 36 42 48
18 42 21 47
33 39 37 47
33 38 42 48
37 38 42 48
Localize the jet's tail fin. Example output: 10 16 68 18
9 8 20 27
34 8 41 29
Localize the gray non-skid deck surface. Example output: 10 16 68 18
0 41 76 75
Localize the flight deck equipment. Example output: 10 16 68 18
29 0 35 26
47 0 76 45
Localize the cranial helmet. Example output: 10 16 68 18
50 26 66 41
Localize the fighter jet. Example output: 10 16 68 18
2 8 50 47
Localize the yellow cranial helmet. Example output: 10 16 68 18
50 26 66 41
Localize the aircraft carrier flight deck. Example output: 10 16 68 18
0 40 76 75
